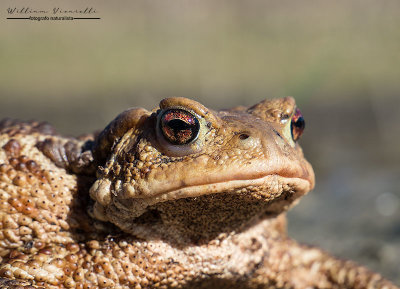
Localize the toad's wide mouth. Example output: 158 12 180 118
115 173 313 214
117 153 315 205
94 173 314 242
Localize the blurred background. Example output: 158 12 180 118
1 0 399 283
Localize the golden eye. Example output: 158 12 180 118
159 109 200 145
291 108 305 141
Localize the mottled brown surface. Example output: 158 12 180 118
0 98 397 288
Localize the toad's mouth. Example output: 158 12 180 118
117 154 315 206
90 156 315 221
112 173 313 216
92 173 314 241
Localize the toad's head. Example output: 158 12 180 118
89 97 314 240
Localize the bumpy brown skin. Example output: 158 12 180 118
0 98 397 289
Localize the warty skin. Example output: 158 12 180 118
0 97 397 289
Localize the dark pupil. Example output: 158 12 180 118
161 110 200 145
291 108 305 141
168 119 191 131
293 117 305 129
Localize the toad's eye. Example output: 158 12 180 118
159 109 200 145
290 108 305 141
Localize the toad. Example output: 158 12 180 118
0 97 397 288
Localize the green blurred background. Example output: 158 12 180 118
1 0 399 283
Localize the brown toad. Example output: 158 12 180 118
0 97 397 289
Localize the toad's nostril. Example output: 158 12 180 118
239 134 250 140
